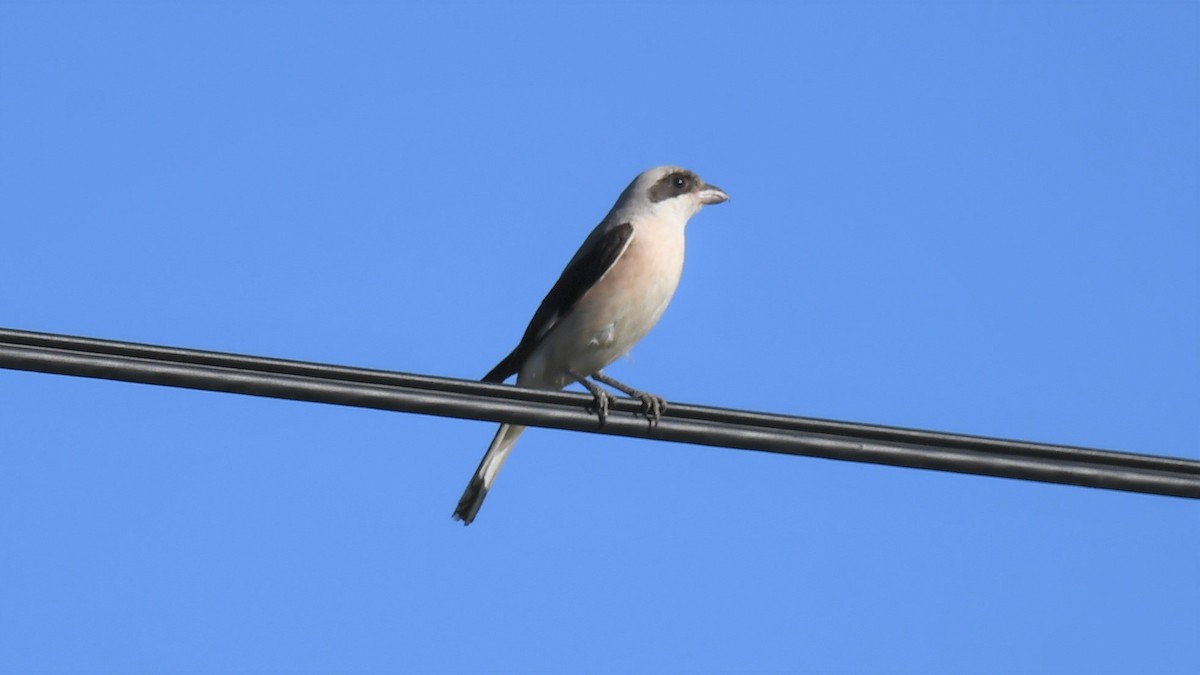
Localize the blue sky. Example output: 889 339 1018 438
2 2 1197 673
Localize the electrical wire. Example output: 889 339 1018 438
1 327 1197 499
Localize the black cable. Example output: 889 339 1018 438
1 327 1197 499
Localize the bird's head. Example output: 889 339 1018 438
613 165 729 224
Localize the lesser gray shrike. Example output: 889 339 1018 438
453 165 729 524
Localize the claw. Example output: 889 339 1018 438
571 370 618 428
637 393 667 427
588 389 616 426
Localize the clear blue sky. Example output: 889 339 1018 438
2 2 1197 673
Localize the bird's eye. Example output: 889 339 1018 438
673 175 687 188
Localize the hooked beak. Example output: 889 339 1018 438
698 183 730 205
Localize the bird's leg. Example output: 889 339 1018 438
591 370 667 426
569 370 617 426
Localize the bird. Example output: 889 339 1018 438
452 165 729 525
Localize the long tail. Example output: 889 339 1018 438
452 423 527 525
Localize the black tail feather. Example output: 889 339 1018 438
452 476 489 525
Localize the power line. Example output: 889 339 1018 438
1 327 1197 499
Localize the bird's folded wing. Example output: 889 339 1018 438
483 222 634 382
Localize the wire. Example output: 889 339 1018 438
1 327 1197 499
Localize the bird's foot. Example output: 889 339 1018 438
633 391 667 426
591 371 667 427
570 371 618 427
588 389 618 426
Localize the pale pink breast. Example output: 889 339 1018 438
519 222 686 388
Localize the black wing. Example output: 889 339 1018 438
483 222 634 383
